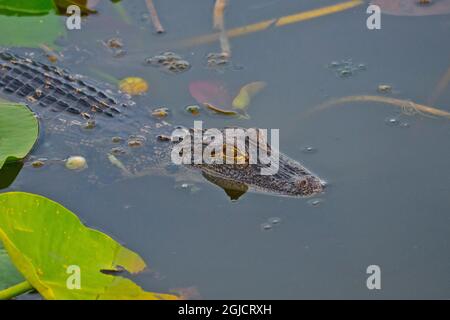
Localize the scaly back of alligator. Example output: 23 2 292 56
0 49 175 182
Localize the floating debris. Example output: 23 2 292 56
103 38 126 58
185 104 201 115
119 77 149 95
206 52 230 68
145 52 191 74
377 84 392 93
327 59 367 78
84 120 96 129
127 135 146 147
110 147 127 155
310 95 450 119
145 0 165 33
31 160 46 168
65 156 87 171
112 136 124 143
108 153 131 175
151 107 170 118
106 38 123 49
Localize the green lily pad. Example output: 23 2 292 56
0 0 65 48
0 192 178 300
0 0 55 15
0 103 39 170
0 242 25 291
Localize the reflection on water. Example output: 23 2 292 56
3 0 450 298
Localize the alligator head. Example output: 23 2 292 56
170 125 326 200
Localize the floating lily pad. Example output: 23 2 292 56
0 192 178 300
0 103 39 170
189 80 233 107
0 0 65 47
0 242 25 292
371 0 450 16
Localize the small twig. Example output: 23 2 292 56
213 0 227 30
213 0 231 57
145 0 165 34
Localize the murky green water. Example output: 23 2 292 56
3 0 450 298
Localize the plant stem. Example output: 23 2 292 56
145 0 165 33
0 281 34 300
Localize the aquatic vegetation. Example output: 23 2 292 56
0 192 178 300
118 77 149 95
0 0 65 48
189 80 265 117
371 0 450 16
177 0 364 48
310 95 450 119
189 80 233 107
0 103 39 170
0 242 25 294
144 0 164 33
204 102 239 116
232 81 267 110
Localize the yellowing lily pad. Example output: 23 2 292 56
0 192 178 300
232 81 266 110
119 77 149 95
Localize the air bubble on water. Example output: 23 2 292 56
400 122 410 128
385 117 400 126
307 198 323 207
261 223 272 231
302 146 317 154
268 217 281 225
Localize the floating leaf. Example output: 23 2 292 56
371 0 450 16
53 0 98 15
119 77 149 95
189 81 232 107
0 242 25 292
0 0 65 48
204 103 239 116
0 192 178 300
232 81 266 110
0 103 39 170
0 0 55 15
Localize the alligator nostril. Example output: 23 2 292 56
320 181 328 189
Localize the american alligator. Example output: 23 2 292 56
0 49 325 199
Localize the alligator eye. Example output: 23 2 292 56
298 179 308 188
